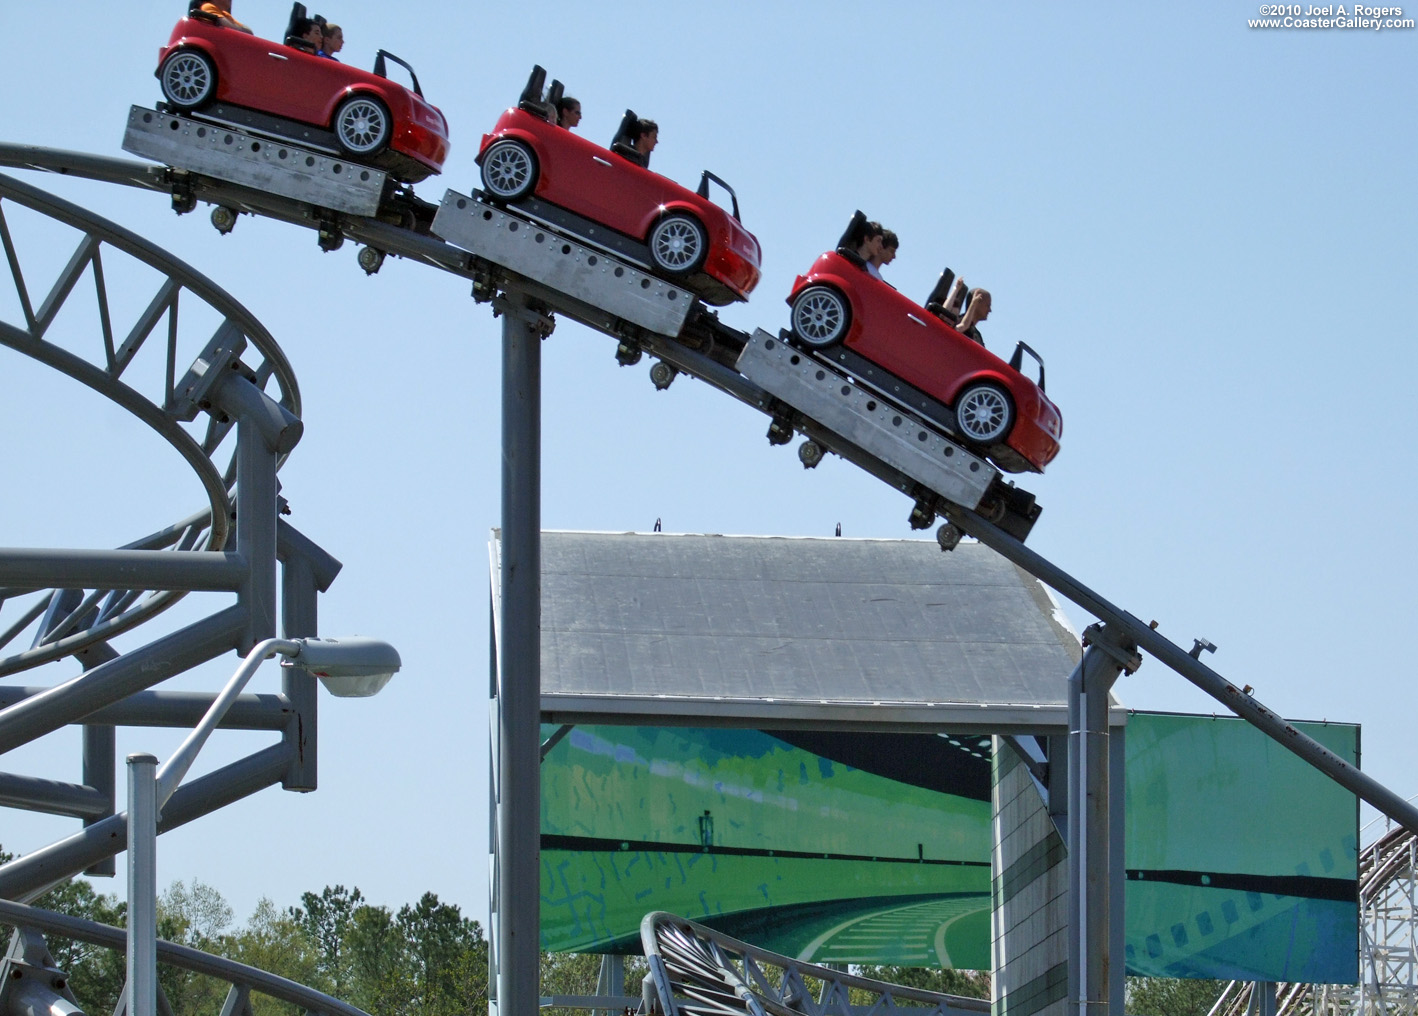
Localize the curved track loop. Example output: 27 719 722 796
641 911 988 1016
0 898 369 1016
0 171 299 676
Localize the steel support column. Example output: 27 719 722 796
1067 624 1138 1016
126 752 158 1016
280 552 318 791
496 295 546 1016
80 641 119 877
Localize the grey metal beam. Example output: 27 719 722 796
0 688 290 729
280 553 318 792
0 742 291 901
0 549 246 591
0 898 371 1016
951 505 1418 836
496 295 546 1016
0 605 246 755
1066 625 1138 1016
275 518 341 591
0 773 109 818
541 695 1087 735
79 640 119 878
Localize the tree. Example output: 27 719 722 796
287 884 365 995
1126 976 1226 1016
854 964 992 1001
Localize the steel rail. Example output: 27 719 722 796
948 502 1418 835
0 897 371 1016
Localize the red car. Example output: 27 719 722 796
475 70 761 306
786 248 1062 473
154 9 449 183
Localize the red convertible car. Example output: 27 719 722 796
154 6 449 182
786 234 1062 473
475 68 761 306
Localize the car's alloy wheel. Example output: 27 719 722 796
955 383 1014 444
334 96 392 156
159 50 217 111
648 214 708 275
790 286 851 349
480 140 538 201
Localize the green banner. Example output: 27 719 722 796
1124 712 1359 982
540 726 993 968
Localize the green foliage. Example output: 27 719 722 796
31 876 126 1016
1125 976 1226 1016
854 964 992 1001
540 950 647 1016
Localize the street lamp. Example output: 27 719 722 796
127 636 400 1016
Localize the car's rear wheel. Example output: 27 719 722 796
480 139 539 201
159 50 218 112
954 382 1014 445
333 95 392 157
648 214 708 276
790 286 851 349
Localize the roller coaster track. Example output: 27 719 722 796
4 141 1417 1016
641 911 987 1016
0 167 299 676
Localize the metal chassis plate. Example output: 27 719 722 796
432 191 693 338
122 106 387 216
735 329 997 511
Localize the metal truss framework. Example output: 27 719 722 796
0 170 346 1014
641 911 989 1016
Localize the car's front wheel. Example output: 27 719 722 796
648 214 708 276
333 95 392 157
954 383 1014 445
790 286 851 349
480 139 539 201
159 50 218 112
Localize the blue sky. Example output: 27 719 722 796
0 2 1415 926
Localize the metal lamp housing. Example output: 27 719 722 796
285 636 402 697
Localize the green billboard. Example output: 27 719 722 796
540 725 994 968
1124 712 1359 982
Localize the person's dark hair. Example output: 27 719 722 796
634 118 659 140
555 96 580 118
880 228 899 250
862 220 884 242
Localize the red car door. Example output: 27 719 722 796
232 42 345 128
846 277 962 403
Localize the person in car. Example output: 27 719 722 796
287 17 323 52
555 96 582 129
956 288 992 344
868 228 899 279
318 22 342 59
199 1 253 33
626 118 658 167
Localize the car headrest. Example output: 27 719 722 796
610 109 638 149
835 210 868 256
519 65 547 107
285 1 308 41
924 268 956 313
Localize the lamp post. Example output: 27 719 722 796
126 636 400 1016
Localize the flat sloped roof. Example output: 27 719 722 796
493 530 1094 733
